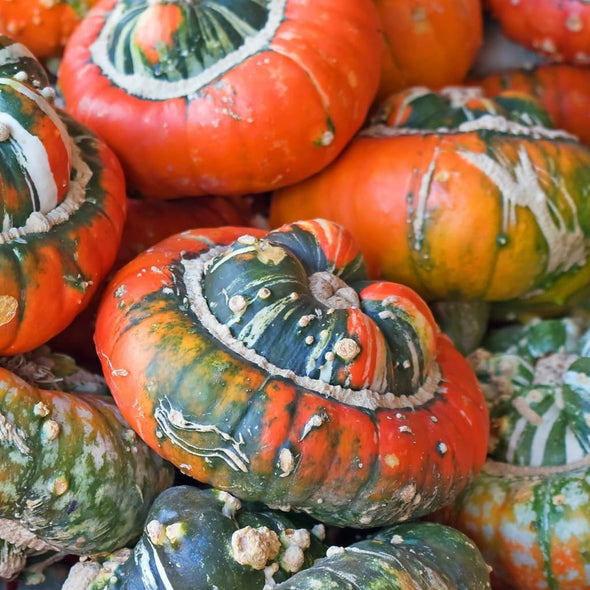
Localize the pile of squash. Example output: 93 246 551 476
1 0 590 588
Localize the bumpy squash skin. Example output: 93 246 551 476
57 0 382 198
64 485 327 589
95 219 489 528
487 0 590 65
269 88 590 311
273 521 491 589
438 317 590 590
0 366 175 560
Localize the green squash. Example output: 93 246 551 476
273 521 491 589
0 349 175 581
63 485 327 589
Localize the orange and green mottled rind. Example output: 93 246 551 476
95 219 489 528
270 88 590 313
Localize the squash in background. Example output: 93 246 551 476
58 0 382 199
94 218 489 528
487 0 590 65
0 0 99 60
375 0 483 102
438 316 590 589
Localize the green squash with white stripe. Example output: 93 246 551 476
63 485 327 590
0 349 175 582
439 316 590 589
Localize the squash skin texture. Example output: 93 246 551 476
0 364 175 578
58 0 382 198
95 219 489 528
438 316 590 590
63 485 327 589
273 521 491 589
270 87 590 311
0 112 127 354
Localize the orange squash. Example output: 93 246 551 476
94 219 489 528
57 0 382 199
375 0 483 102
270 87 590 314
488 0 590 64
0 0 99 60
476 63 590 147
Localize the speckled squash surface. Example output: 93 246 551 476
270 87 590 314
94 218 489 528
487 0 590 65
58 0 382 198
0 351 175 581
438 316 590 590
63 484 327 589
0 1 99 60
0 35 127 354
273 521 491 589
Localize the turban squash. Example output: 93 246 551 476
0 0 99 60
270 87 590 318
63 485 327 589
0 347 174 581
0 35 127 355
438 316 590 590
94 218 488 528
487 0 590 65
57 0 382 199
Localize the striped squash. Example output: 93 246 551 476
0 35 127 354
57 0 382 199
439 316 590 589
94 218 489 528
